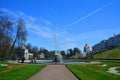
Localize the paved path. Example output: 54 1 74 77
28 65 79 80
107 67 120 75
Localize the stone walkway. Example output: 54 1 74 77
107 67 120 75
28 65 79 80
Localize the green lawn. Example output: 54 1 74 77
116 67 120 73
67 62 120 80
0 61 45 80
94 46 120 59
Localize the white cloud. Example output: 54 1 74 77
57 28 120 50
57 31 77 50
0 8 77 49
0 8 54 39
0 8 18 18
75 29 120 40
61 2 112 31
30 25 54 38
2 8 117 50
42 19 52 26
61 37 76 49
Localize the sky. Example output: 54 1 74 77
0 0 120 51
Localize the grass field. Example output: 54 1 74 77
67 61 120 80
94 46 120 59
116 67 120 73
0 61 45 80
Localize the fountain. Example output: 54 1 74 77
37 35 90 64
53 34 63 63
30 35 91 65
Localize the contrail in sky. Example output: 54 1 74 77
61 2 112 31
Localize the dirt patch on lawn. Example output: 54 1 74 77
2 64 25 73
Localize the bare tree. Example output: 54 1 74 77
0 13 14 60
11 18 27 51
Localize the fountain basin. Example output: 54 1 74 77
35 60 90 64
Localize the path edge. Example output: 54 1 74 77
65 65 81 80
27 65 46 79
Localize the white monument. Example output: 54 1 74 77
21 46 33 60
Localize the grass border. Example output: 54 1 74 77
0 62 46 80
65 64 81 80
26 64 46 79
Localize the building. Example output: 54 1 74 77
92 34 120 53
114 34 120 46
38 53 45 59
22 46 33 59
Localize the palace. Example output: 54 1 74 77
92 34 120 53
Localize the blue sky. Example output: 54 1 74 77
0 0 120 51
